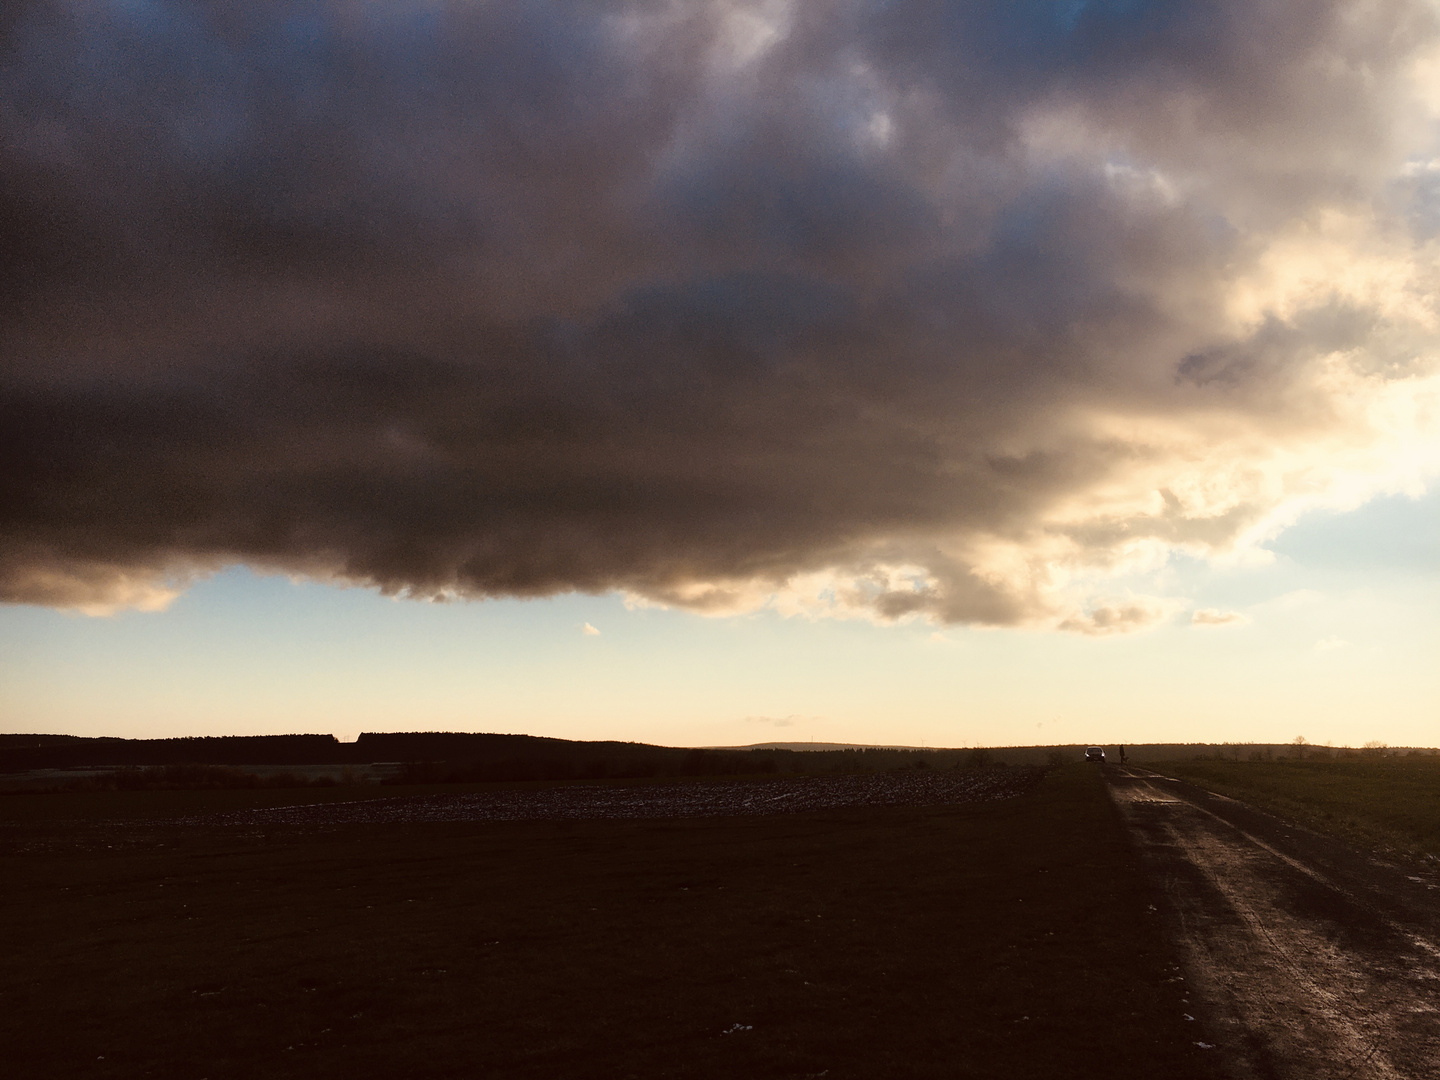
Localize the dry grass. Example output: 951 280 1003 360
1161 756 1440 860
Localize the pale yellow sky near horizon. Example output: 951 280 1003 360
3 490 1436 751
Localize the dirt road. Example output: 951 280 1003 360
1109 766 1440 1079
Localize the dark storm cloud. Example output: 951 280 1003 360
3 0 1439 625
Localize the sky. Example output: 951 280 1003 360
3 0 1439 748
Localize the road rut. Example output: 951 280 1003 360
1110 766 1440 1079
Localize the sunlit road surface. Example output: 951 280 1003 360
1108 767 1440 1080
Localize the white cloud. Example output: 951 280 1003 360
1057 599 1181 636
581 622 601 636
744 714 812 727
1191 608 1251 628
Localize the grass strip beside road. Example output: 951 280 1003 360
1159 757 1440 861
1 765 1215 1079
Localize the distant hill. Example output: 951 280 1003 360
0 732 1009 781
2 733 1431 779
709 741 925 752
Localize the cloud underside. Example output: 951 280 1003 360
4 0 1440 628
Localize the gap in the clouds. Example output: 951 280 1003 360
1266 487 1440 573
1091 483 1440 625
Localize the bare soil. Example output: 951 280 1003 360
2 766 1215 1079
204 768 1044 826
1109 765 1440 1079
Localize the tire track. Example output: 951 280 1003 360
1109 767 1440 1080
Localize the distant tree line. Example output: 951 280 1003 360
1195 739 1439 763
0 732 1014 783
0 734 343 771
18 733 1426 781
